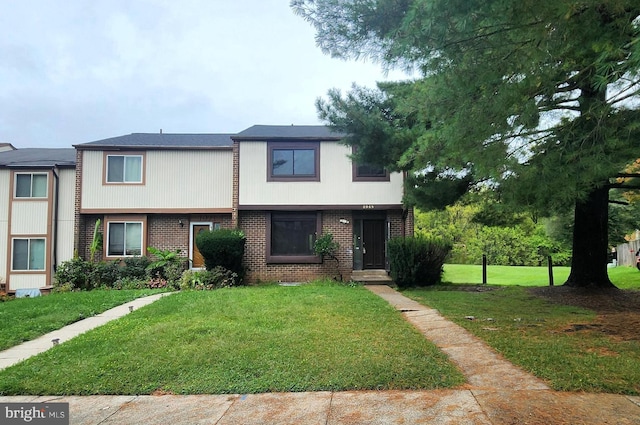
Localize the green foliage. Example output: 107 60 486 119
0 285 464 394
54 254 184 291
121 256 151 280
195 229 246 279
0 290 159 351
179 267 240 290
295 0 640 286
313 232 339 259
388 236 452 287
54 257 94 291
89 219 103 262
416 203 572 266
146 247 186 288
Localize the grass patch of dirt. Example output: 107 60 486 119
531 286 640 342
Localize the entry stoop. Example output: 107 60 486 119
350 269 393 285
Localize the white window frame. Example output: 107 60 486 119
106 221 144 257
14 172 48 198
12 238 46 271
105 154 144 184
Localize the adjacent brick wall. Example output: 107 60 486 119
148 215 190 257
77 213 233 262
240 210 354 283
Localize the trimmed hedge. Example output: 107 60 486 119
195 229 246 279
388 236 452 287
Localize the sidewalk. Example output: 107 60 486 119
0 292 172 371
1 286 639 424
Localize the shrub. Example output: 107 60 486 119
54 257 94 290
388 236 452 287
91 261 121 289
121 256 151 280
196 229 246 279
179 267 240 290
113 277 148 290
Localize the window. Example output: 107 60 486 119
12 238 45 270
266 212 321 263
107 222 143 256
15 173 47 198
268 142 320 181
352 149 389 181
106 154 143 183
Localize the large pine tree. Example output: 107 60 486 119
293 0 640 288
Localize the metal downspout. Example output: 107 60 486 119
52 167 59 272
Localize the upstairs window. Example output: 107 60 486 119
268 142 320 181
106 154 143 183
352 147 390 181
15 173 47 198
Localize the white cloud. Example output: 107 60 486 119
0 0 407 147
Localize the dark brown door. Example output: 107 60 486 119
362 220 385 269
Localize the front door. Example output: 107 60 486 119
362 219 386 269
191 224 211 269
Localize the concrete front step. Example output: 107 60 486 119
351 270 393 284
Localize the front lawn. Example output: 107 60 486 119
443 264 640 289
0 289 161 351
0 283 465 395
403 285 640 394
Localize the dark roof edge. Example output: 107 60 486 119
74 144 233 151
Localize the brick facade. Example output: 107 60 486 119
240 208 409 283
77 213 233 262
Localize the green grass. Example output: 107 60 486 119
0 289 161 351
0 283 465 395
403 286 640 394
443 264 640 288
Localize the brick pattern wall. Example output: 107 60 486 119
240 210 355 283
405 207 415 236
77 213 233 262
232 141 239 227
148 215 190 257
73 150 83 254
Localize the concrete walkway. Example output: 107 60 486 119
1 286 639 424
0 292 172 370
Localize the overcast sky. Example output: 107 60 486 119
0 1 407 148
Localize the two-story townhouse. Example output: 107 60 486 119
233 125 413 283
4 125 412 291
73 133 235 268
0 148 76 293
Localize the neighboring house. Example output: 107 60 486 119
0 148 76 292
2 125 413 291
73 133 235 270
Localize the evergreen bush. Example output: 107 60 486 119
195 229 246 279
388 236 452 287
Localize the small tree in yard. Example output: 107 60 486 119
388 236 452 288
196 229 246 280
314 232 341 280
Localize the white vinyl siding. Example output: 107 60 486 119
81 150 233 210
55 168 77 265
11 202 49 234
239 141 404 206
